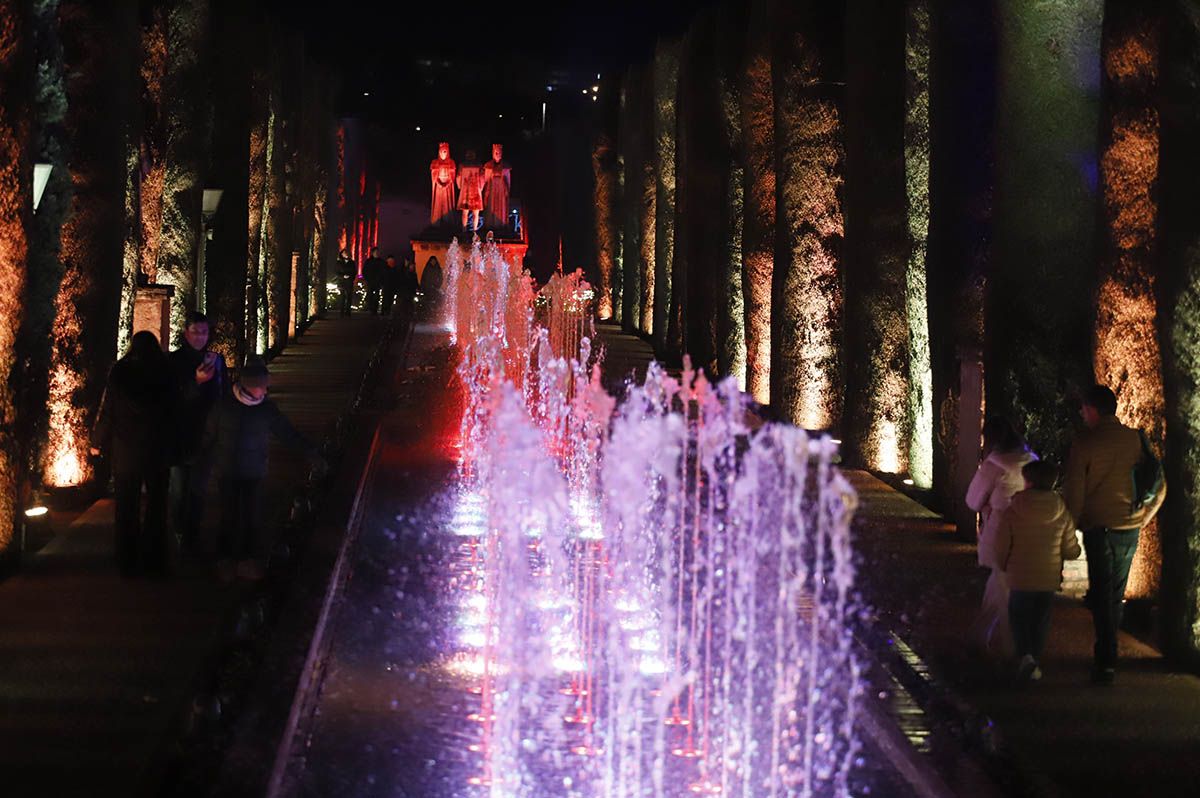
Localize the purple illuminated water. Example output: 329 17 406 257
436 240 863 797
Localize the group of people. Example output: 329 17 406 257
335 247 420 319
90 312 323 582
967 384 1165 684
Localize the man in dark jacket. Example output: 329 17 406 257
380 254 400 315
363 246 386 315
168 311 227 560
336 249 357 317
90 331 177 578
203 358 322 581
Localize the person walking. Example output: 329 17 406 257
1064 384 1165 684
363 246 385 315
168 311 227 561
203 358 322 582
90 331 176 578
380 254 400 315
991 459 1082 683
966 416 1036 656
336 249 357 317
401 256 420 319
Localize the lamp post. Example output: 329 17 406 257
196 188 224 312
32 163 52 213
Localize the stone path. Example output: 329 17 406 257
0 313 389 798
850 471 1200 798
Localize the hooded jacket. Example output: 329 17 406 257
966 447 1036 567
992 489 1082 592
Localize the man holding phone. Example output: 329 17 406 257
169 311 227 562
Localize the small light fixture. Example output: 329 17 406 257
202 188 224 217
830 438 842 446
902 478 915 486
24 505 48 518
363 91 370 97
592 85 599 92
415 125 421 132
498 114 503 119
582 88 588 95
33 162 53 213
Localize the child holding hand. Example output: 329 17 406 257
992 459 1082 682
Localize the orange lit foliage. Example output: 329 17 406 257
246 74 269 353
772 21 845 430
1096 9 1164 598
0 1 30 545
740 9 774 406
138 9 167 283
336 123 347 252
591 131 617 320
652 41 679 352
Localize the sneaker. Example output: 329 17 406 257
236 559 265 582
1016 654 1037 683
215 559 237 583
1029 665 1043 681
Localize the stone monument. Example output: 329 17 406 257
482 142 511 229
430 142 457 225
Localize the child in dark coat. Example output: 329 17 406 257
203 358 320 581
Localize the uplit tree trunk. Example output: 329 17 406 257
156 0 212 339
205 0 255 364
618 64 649 333
844 0 911 475
904 0 934 489
1096 0 1166 600
770 0 845 430
246 67 270 356
591 128 619 321
1158 0 1200 667
0 0 32 548
989 0 1102 460
637 72 656 339
652 40 680 356
716 1 748 384
740 0 776 406
44 0 136 488
17 0 68 497
926 1 996 536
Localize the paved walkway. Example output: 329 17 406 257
0 313 389 798
850 471 1200 798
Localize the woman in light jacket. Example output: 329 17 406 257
966 416 1036 655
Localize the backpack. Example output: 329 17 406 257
1131 430 1164 514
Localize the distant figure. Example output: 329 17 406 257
381 254 400 315
168 311 227 561
422 256 444 318
1064 384 1166 684
457 149 484 232
204 358 323 582
482 142 511 229
991 459 1081 683
430 141 457 225
402 256 420 313
966 416 1036 656
336 249 356 317
363 246 385 315
90 331 176 578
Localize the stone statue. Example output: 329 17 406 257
482 142 512 230
457 149 484 231
430 142 457 225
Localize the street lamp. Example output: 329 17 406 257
33 163 52 213
196 188 224 312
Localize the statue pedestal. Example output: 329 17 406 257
133 284 175 350
412 229 529 284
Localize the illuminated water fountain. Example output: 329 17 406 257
443 256 862 797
